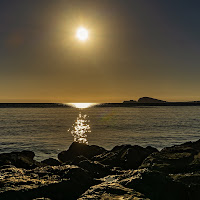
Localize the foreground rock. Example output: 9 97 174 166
93 144 158 169
0 151 42 169
0 165 94 200
79 168 188 200
1 139 200 199
58 142 107 163
79 180 149 200
71 156 113 178
171 171 200 200
41 158 61 166
119 169 187 200
58 142 158 171
140 139 200 174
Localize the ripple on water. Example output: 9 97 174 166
0 106 200 161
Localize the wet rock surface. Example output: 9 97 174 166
1 140 200 199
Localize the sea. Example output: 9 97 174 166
1 106 200 161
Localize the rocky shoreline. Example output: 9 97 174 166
0 140 200 200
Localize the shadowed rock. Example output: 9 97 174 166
171 172 200 200
41 158 61 166
140 139 200 174
0 151 42 169
93 144 158 170
71 156 113 178
119 169 188 200
137 140 200 199
32 198 51 200
58 142 107 163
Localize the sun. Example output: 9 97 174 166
76 27 89 42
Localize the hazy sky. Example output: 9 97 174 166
0 1 200 103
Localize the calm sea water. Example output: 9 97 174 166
1 106 200 161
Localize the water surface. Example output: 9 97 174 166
1 106 200 160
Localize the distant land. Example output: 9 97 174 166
0 97 200 108
124 97 167 103
99 97 200 107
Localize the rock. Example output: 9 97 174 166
70 155 89 165
93 144 158 170
78 181 149 200
21 150 35 159
41 158 61 166
140 139 200 174
171 172 200 200
0 165 95 200
119 169 188 200
71 156 113 178
58 142 107 163
0 151 42 169
171 171 200 186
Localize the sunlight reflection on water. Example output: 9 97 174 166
68 113 91 144
66 103 97 144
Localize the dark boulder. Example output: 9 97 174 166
140 139 200 174
41 158 61 166
21 150 35 159
58 142 107 163
171 172 200 200
70 155 89 165
0 151 42 169
120 169 188 200
93 144 158 170
71 156 113 178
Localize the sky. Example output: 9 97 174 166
0 0 200 103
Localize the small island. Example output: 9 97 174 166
97 97 200 107
122 97 200 106
124 97 167 103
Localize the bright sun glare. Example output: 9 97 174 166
69 103 96 109
76 27 89 41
